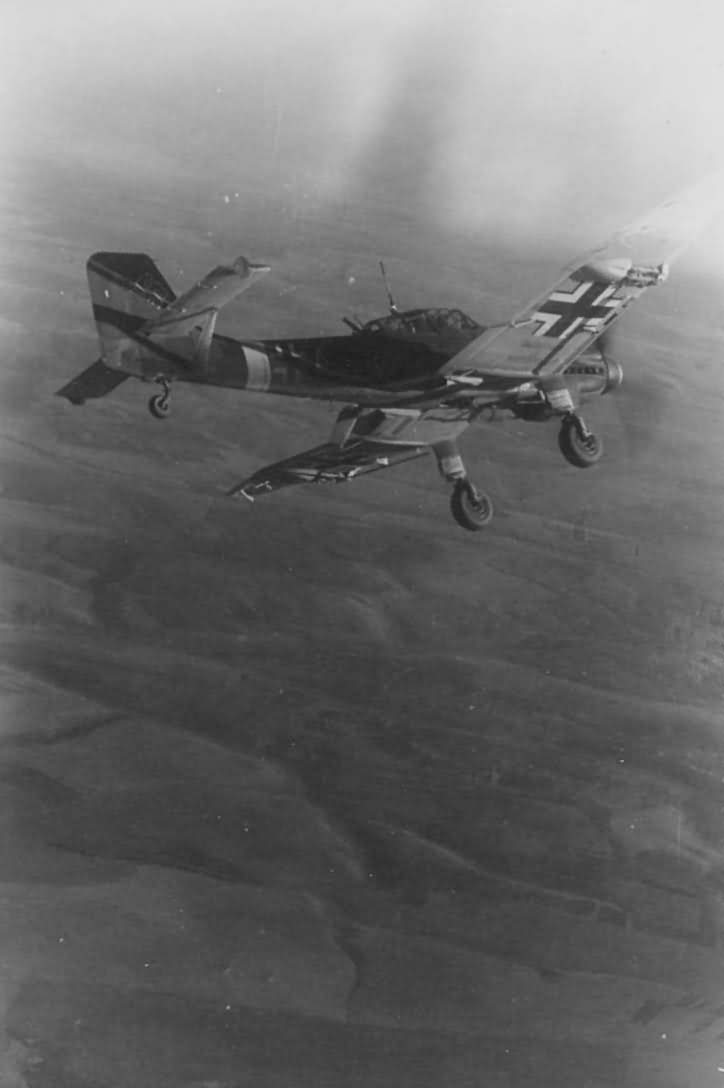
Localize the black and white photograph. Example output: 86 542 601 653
3 2 724 1085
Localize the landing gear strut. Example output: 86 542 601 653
148 379 170 419
450 478 494 531
432 439 493 531
558 413 603 468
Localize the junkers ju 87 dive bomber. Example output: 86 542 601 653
58 176 723 531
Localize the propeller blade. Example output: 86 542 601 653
596 329 672 460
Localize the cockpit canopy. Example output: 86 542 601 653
362 308 481 337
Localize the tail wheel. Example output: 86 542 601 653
450 479 493 531
558 417 603 467
149 393 170 419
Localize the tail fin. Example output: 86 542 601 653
86 251 176 369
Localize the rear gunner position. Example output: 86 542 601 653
58 176 723 531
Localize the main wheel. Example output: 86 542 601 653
149 393 170 419
558 418 603 467
450 479 493 531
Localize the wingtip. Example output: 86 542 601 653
595 169 724 267
230 256 271 277
226 484 255 501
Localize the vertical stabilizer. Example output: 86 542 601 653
86 252 176 370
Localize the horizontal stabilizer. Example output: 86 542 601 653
145 256 270 334
146 306 219 341
56 359 131 404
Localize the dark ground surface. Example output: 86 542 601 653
2 156 724 1088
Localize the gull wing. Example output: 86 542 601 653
228 439 430 500
444 171 724 381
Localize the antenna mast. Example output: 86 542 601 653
379 260 398 313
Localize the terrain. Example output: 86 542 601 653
2 154 724 1088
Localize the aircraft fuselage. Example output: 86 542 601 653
127 308 485 405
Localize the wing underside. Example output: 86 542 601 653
229 439 429 499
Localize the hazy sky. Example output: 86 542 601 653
5 0 724 256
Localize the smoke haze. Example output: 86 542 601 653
6 0 724 258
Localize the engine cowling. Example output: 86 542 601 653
564 351 623 397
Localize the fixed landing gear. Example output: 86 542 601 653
558 414 603 468
433 439 494 531
148 379 170 419
450 478 493 531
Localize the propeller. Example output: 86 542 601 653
595 327 674 462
